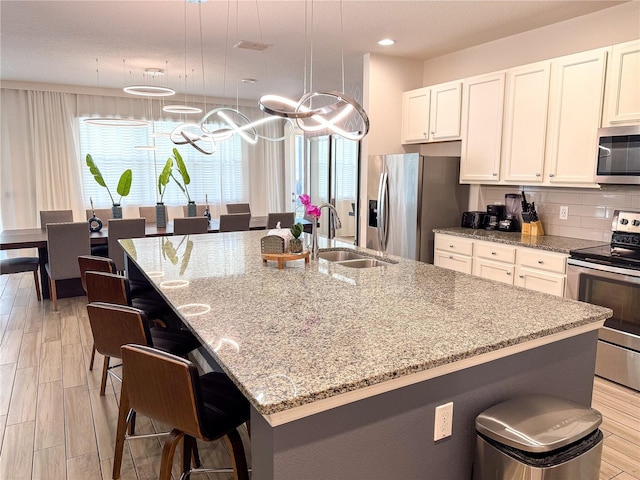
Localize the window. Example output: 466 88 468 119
79 118 248 208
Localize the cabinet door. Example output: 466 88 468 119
603 39 640 126
460 72 505 183
472 258 514 285
402 88 430 144
434 251 472 274
502 62 551 184
514 266 565 296
546 49 607 185
429 81 462 141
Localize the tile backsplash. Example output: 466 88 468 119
479 185 640 242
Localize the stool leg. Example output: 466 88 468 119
88 345 96 371
32 270 41 301
160 429 184 480
224 429 249 480
113 384 130 480
100 356 110 396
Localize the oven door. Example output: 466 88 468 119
567 258 640 390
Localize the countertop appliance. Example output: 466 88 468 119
484 204 505 230
367 154 469 263
462 211 487 229
497 193 522 232
567 209 640 391
595 125 640 184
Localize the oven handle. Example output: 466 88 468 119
567 258 640 279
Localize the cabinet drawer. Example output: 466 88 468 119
434 251 473 274
474 241 516 263
516 248 567 274
473 258 514 285
434 234 473 256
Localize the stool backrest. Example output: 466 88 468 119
85 271 131 305
182 205 208 217
121 344 203 438
174 217 209 235
87 302 151 359
78 255 116 293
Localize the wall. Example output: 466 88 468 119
422 2 640 86
480 184 640 242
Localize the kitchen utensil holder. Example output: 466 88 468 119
521 220 544 237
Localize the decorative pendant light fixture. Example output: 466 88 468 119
123 67 176 97
258 0 369 140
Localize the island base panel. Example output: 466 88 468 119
250 331 598 480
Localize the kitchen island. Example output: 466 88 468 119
122 231 611 480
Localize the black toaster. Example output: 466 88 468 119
461 211 488 229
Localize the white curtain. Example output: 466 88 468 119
0 89 84 230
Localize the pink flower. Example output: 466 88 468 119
299 194 311 206
306 205 321 218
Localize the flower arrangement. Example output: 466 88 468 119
299 194 321 218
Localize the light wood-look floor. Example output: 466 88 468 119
0 271 639 479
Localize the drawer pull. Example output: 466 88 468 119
492 173 498 177
449 255 454 260
449 244 454 248
537 260 544 264
506 272 512 276
491 251 497 255
519 275 524 278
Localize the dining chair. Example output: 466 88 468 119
182 204 208 217
107 218 146 273
113 343 250 480
139 206 164 225
40 209 73 229
226 203 251 214
85 208 113 221
0 257 41 301
174 217 209 235
45 222 91 311
267 212 295 229
219 213 251 232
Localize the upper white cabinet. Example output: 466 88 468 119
429 81 462 141
545 48 608 185
459 72 505 183
402 81 461 144
501 61 551 184
603 39 640 126
402 88 430 143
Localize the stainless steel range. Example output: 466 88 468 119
567 210 640 391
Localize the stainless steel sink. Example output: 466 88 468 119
317 250 369 262
334 258 391 268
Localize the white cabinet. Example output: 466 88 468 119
435 234 568 297
402 88 430 143
460 72 505 183
433 234 473 274
429 81 462 141
402 82 462 144
501 61 551 184
546 48 608 185
603 39 640 126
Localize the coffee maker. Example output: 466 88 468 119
498 193 522 232
484 204 505 230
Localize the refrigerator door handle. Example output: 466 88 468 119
378 170 389 251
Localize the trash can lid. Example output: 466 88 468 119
475 394 602 453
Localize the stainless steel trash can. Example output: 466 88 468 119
472 394 603 480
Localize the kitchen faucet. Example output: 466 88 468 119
310 203 342 259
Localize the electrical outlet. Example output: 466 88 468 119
559 206 569 220
434 402 453 441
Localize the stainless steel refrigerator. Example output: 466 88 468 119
366 154 469 263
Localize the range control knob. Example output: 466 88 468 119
620 218 629 225
633 219 640 227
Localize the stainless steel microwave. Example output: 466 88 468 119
595 125 640 184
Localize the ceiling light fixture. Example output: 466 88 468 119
378 38 395 46
258 0 369 140
123 85 176 97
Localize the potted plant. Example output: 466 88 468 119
289 222 304 253
170 148 196 216
85 154 132 219
156 157 173 228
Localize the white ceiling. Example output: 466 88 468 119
0 0 625 101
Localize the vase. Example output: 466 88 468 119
187 201 197 217
155 203 167 228
290 238 303 253
111 204 122 219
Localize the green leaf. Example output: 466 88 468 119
116 169 132 198
173 148 190 185
290 222 303 238
158 158 173 200
86 154 106 188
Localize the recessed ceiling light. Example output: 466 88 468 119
241 78 257 84
378 39 395 46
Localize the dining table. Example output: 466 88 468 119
0 216 312 299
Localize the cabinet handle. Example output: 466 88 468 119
492 173 498 177
423 132 427 137
537 260 544 264
430 131 435 135
506 272 512 276
449 255 454 260
549 173 555 177
449 244 454 248
535 173 541 177
519 275 524 278
491 251 497 255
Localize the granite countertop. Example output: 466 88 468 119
433 227 606 253
123 231 611 423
